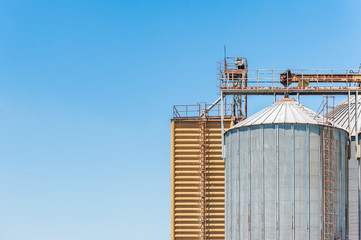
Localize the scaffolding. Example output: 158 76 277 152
218 57 248 117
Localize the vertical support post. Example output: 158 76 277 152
321 125 324 240
244 70 248 118
245 94 248 118
292 125 295 240
347 92 351 240
348 91 352 239
262 125 265 240
355 91 361 240
297 92 300 103
276 125 279 240
306 126 310 240
356 91 359 153
348 91 351 141
221 92 225 158
237 129 241 240
274 93 276 103
248 127 252 240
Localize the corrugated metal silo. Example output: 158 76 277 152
224 98 348 240
333 96 361 240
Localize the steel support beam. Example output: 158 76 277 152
221 88 361 96
221 93 225 158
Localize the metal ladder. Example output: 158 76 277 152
198 116 207 240
322 96 337 240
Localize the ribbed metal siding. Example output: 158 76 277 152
331 96 360 239
225 124 348 240
171 119 234 240
332 96 361 137
349 136 360 240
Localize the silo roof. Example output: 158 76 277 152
332 96 361 136
228 98 343 131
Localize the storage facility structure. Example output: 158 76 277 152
171 103 237 240
224 98 348 240
171 57 361 240
333 96 361 239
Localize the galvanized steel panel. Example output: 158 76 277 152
332 96 360 239
332 96 361 136
227 100 341 131
264 125 277 240
348 137 360 240
225 100 348 240
171 119 234 240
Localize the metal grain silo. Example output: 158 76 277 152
332 96 361 240
224 98 348 240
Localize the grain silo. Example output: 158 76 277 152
332 96 361 240
171 102 237 240
224 98 348 240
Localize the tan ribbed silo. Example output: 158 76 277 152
171 116 235 240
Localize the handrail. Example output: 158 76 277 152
173 102 233 119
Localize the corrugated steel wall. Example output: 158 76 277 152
349 136 360 240
171 118 234 240
224 124 348 240
328 96 361 239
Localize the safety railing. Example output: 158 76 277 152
219 69 361 91
218 57 248 72
173 102 233 119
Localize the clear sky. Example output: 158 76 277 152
0 1 360 240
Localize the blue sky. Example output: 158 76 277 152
0 1 360 239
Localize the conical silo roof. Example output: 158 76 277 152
332 96 361 136
227 98 343 131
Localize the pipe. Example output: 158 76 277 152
199 97 221 118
